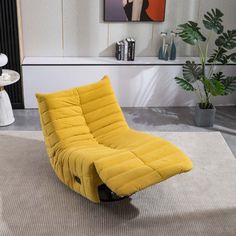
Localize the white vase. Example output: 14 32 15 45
0 90 15 126
0 54 8 76
0 54 8 67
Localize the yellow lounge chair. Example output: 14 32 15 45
36 76 192 203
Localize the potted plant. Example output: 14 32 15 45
175 8 236 127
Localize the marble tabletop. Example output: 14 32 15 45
0 69 20 87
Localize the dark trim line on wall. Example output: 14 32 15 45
22 63 236 67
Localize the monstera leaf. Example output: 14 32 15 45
203 8 224 34
215 30 236 49
183 61 202 82
175 77 196 91
220 77 236 95
212 72 226 81
208 48 228 64
178 21 206 45
228 53 236 63
203 79 225 96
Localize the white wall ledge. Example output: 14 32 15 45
22 59 236 108
22 57 204 66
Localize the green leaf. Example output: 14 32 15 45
220 77 236 95
203 8 224 34
178 21 206 45
175 77 196 91
228 53 236 63
215 30 236 49
183 61 202 82
203 79 225 96
211 74 236 95
208 48 228 64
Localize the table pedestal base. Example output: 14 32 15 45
0 89 15 126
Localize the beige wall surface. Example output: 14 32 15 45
19 0 236 57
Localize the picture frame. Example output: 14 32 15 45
104 0 166 22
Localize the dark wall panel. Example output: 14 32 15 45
0 0 24 108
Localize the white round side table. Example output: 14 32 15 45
0 69 20 126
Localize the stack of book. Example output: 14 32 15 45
115 38 135 61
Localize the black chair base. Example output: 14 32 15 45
98 184 129 202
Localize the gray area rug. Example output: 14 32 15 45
0 131 235 236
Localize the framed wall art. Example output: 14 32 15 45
104 0 166 22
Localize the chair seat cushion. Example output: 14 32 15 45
94 129 192 196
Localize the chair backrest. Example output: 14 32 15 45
78 76 128 139
36 76 128 157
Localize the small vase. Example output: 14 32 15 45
158 46 164 60
194 104 216 127
158 32 167 60
164 44 169 61
170 31 176 60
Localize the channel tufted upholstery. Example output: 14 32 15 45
36 76 192 203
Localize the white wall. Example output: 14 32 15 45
19 0 236 57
